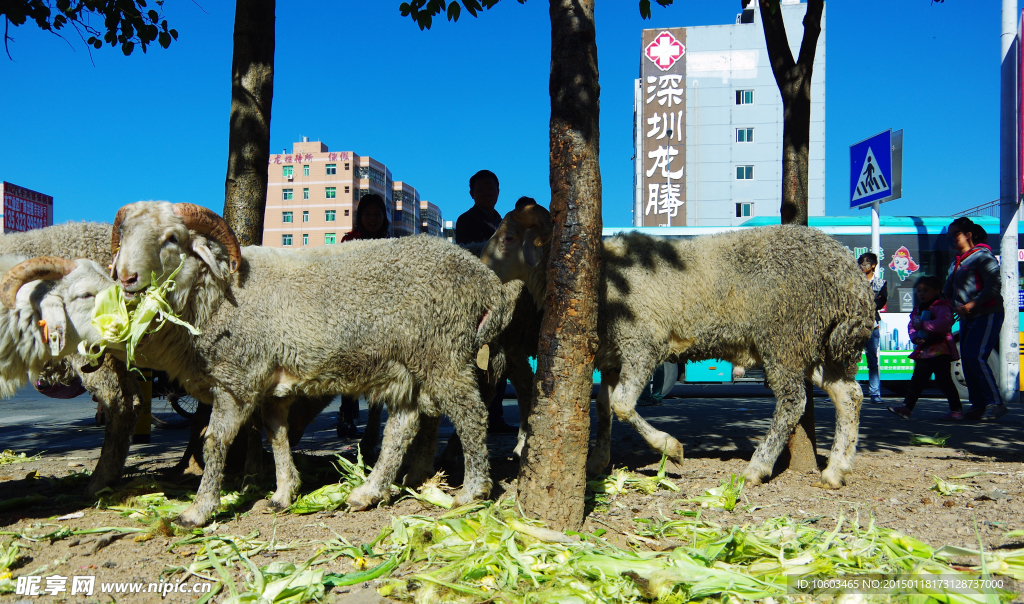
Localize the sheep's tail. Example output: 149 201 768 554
476 281 518 349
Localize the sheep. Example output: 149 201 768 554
78 201 516 527
479 205 875 488
0 223 145 497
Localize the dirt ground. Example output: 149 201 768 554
2 388 1023 603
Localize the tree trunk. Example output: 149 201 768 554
515 0 602 532
222 0 276 245
759 0 823 474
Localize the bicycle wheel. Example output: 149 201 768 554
169 392 198 420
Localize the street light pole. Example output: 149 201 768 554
999 0 1020 406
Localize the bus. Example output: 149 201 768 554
604 215 1019 394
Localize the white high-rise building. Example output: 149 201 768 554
634 0 825 227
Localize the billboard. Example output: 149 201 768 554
639 28 687 227
2 182 53 233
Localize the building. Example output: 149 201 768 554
634 0 825 227
420 200 443 237
263 138 441 247
2 181 53 233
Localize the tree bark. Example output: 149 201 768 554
515 0 602 532
222 0 276 245
759 0 823 474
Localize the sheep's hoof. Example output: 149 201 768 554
585 453 610 477
347 486 381 512
814 473 845 489
175 505 208 529
742 472 764 487
452 484 490 508
267 496 292 513
665 440 685 467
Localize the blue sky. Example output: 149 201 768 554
0 1 1013 228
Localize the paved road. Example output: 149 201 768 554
1 382 1021 468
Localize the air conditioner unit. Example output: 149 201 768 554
286 174 293 180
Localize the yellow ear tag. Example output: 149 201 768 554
476 345 490 371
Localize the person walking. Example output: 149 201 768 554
858 252 888 405
336 194 391 438
887 276 962 420
943 217 1007 421
455 170 518 433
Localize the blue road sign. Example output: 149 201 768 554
850 130 893 209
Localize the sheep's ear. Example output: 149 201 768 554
522 227 543 268
191 237 225 280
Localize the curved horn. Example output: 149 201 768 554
111 206 129 255
1 256 79 309
171 203 242 273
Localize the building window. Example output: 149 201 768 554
736 165 754 180
303 165 309 176
282 211 293 223
344 186 350 193
283 166 293 178
736 128 754 143
325 233 336 245
344 209 350 216
302 233 308 245
736 90 754 105
735 202 753 218
303 188 309 200
282 188 293 200
344 162 350 170
326 164 337 175
325 210 336 221
302 211 309 222
282 234 293 246
325 187 336 199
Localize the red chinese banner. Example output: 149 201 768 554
2 182 53 233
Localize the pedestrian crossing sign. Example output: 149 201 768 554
850 129 896 208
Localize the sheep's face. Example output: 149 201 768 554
11 260 113 357
111 202 194 298
480 204 553 289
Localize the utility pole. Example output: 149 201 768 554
999 0 1020 407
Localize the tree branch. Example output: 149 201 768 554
758 0 794 86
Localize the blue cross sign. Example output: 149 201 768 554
850 130 894 209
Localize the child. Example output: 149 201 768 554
888 275 963 420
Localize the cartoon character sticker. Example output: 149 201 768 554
888 246 920 281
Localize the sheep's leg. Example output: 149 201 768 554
599 368 685 475
263 397 301 510
400 411 439 488
445 382 492 506
745 366 806 486
586 377 615 476
507 355 534 458
79 356 141 497
177 390 250 528
813 365 862 488
358 400 383 462
347 404 420 511
240 414 264 486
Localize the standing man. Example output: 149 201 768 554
455 170 518 433
859 252 888 405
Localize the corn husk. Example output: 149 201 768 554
687 474 745 511
910 433 952 447
930 475 971 496
587 453 680 499
79 255 200 369
288 452 369 514
0 450 41 466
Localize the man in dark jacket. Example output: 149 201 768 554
859 253 888 405
455 170 517 433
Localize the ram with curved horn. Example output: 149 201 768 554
0 223 146 497
82 201 517 527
